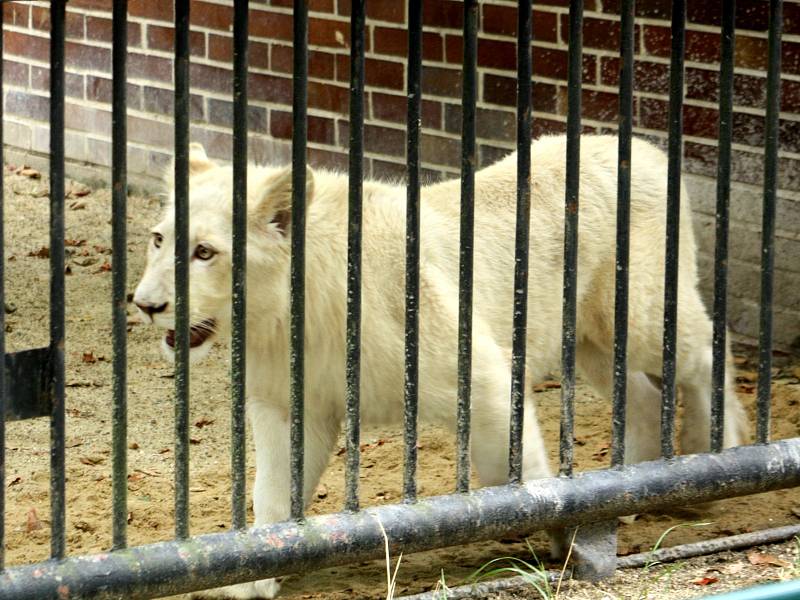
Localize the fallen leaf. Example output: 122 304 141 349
27 247 50 259
195 417 215 429
4 302 17 314
129 442 139 450
336 446 346 456
74 521 94 533
317 484 328 499
20 167 41 179
692 576 718 586
736 371 758 383
82 352 96 364
95 260 112 273
69 200 86 210
592 444 610 460
67 182 91 198
26 508 42 532
533 380 561 392
64 265 72 275
158 448 171 454
127 512 133 524
747 552 791 567
80 456 103 466
9 476 22 487
93 245 112 255
189 438 202 445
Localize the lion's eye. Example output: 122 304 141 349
194 244 216 261
152 233 163 249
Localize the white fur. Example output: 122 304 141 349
133 135 748 599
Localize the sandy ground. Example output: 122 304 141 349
2 165 799 599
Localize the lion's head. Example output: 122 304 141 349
133 143 314 361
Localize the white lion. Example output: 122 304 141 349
133 135 748 599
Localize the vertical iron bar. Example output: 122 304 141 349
404 0 422 504
290 0 309 521
344 0 365 513
559 0 583 477
660 0 685 460
757 0 782 444
231 0 248 531
111 0 128 550
711 0 736 453
49 0 67 561
611 0 634 468
508 0 532 485
0 24 5 572
456 0 478 494
173 0 191 539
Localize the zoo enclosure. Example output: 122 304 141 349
0 0 798 599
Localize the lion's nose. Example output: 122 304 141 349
135 301 168 317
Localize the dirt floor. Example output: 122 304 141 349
3 165 799 599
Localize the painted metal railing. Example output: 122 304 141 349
0 0 796 598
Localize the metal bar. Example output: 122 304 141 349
660 0 685 460
711 0 736 453
456 0 478 494
403 0 422 504
617 524 800 569
0 22 5 572
49 0 67 561
756 0 782 444
1 439 799 600
344 0 365 513
111 0 128 550
230 0 248 531
611 0 634 468
508 0 532 484
559 0 583 477
290 0 309 521
173 0 191 540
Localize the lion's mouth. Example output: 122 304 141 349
165 319 217 349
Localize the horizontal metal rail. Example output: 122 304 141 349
1 439 798 600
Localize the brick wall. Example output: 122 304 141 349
2 0 799 348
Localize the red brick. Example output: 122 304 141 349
531 47 595 84
307 81 349 112
366 59 404 90
85 75 142 110
3 2 29 27
129 53 173 82
208 34 233 63
781 41 800 76
338 0 405 23
249 72 293 104
85 17 142 47
208 99 267 132
5 31 50 62
3 60 29 87
444 105 516 142
370 92 442 129
147 25 205 57
600 58 670 95
639 99 719 139
32 67 84 99
480 5 557 44
142 87 204 121
129 0 172 23
308 147 348 171
371 159 409 181
65 103 111 134
786 2 800 35
423 0 463 30
644 27 722 63
68 0 111 10
66 42 112 72
271 110 335 144
422 66 461 98
420 133 460 167
581 90 619 122
602 0 671 19
308 17 350 48
127 115 173 147
478 39 517 70
250 9 293 41
190 63 231 94
531 117 565 139
533 0 597 10
735 36 769 70
780 119 800 154
271 45 334 79
372 27 442 61
190 1 232 30
478 144 511 168
274 0 334 12
32 6 85 39
5 90 49 121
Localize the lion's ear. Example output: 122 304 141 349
188 143 215 176
252 165 315 237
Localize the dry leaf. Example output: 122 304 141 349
736 371 758 383
316 484 328 499
82 352 96 364
74 521 94 533
80 456 103 466
195 417 215 429
95 260 112 273
158 448 171 454
67 182 91 198
20 167 41 179
533 380 561 392
129 442 139 450
26 508 42 532
9 476 22 487
189 438 202 445
27 247 50 259
127 512 133 524
69 200 86 210
747 552 791 567
692 576 718 586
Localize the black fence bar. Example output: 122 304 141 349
344 0 365 513
559 0 583 478
0 23 5 573
403 0 422 504
660 0 686 460
230 0 248 531
173 0 191 539
3 439 799 600
508 0 532 485
757 0 782 444
111 0 128 550
49 0 67 561
456 0 478 494
711 0 736 454
611 0 634 468
290 0 309 521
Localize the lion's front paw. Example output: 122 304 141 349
191 578 280 600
